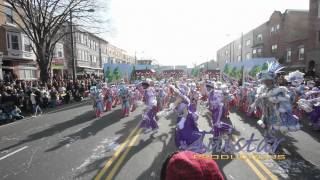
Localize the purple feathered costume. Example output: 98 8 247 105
140 87 159 130
174 91 206 153
208 90 233 137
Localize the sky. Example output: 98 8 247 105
100 0 309 67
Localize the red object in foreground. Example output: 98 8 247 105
165 151 224 180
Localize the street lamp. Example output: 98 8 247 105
70 9 95 83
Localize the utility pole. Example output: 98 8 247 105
70 12 76 83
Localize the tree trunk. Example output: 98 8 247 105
40 66 50 83
38 48 50 83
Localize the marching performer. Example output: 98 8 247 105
188 82 200 113
140 80 159 132
207 82 233 143
130 84 141 112
119 82 130 117
298 87 320 130
285 70 306 119
103 84 113 112
251 61 300 144
90 86 104 118
170 85 206 153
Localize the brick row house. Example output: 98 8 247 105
0 0 135 80
307 0 320 74
217 0 319 75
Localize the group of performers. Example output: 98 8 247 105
88 61 320 154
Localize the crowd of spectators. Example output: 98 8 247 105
0 75 102 122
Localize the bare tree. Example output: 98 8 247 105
2 0 102 82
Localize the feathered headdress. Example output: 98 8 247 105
256 61 284 81
284 70 304 86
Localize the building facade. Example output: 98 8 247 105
307 0 320 74
106 44 134 64
217 9 309 72
0 0 135 80
0 0 38 81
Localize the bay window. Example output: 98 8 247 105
7 32 20 50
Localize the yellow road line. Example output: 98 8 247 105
94 125 140 180
106 128 142 180
234 136 278 180
252 155 279 180
205 113 269 180
239 151 267 180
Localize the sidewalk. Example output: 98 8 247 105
0 98 90 126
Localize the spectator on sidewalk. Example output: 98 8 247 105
30 89 42 117
49 86 58 107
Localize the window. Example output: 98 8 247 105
7 34 10 49
271 26 275 34
286 49 292 62
83 51 87 61
225 50 229 55
299 46 305 60
81 35 84 44
7 32 20 50
19 69 36 80
253 49 257 55
85 36 88 46
237 55 241 61
246 53 251 60
238 44 242 49
54 43 63 57
24 36 32 52
276 24 280 31
246 40 251 46
92 56 97 63
257 34 263 41
5 6 13 24
257 48 262 56
11 35 19 50
272 44 278 53
77 50 82 60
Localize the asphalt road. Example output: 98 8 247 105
0 101 320 180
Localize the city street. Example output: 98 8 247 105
0 101 319 180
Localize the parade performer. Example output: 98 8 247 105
170 85 206 153
140 80 159 132
103 84 113 112
297 88 320 130
207 82 233 142
130 84 141 112
157 84 167 111
246 83 256 117
251 61 301 141
90 86 104 117
285 70 306 119
106 88 113 111
119 82 130 117
199 81 208 102
188 82 200 113
112 85 119 108
229 83 239 108
221 84 234 119
163 84 171 109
